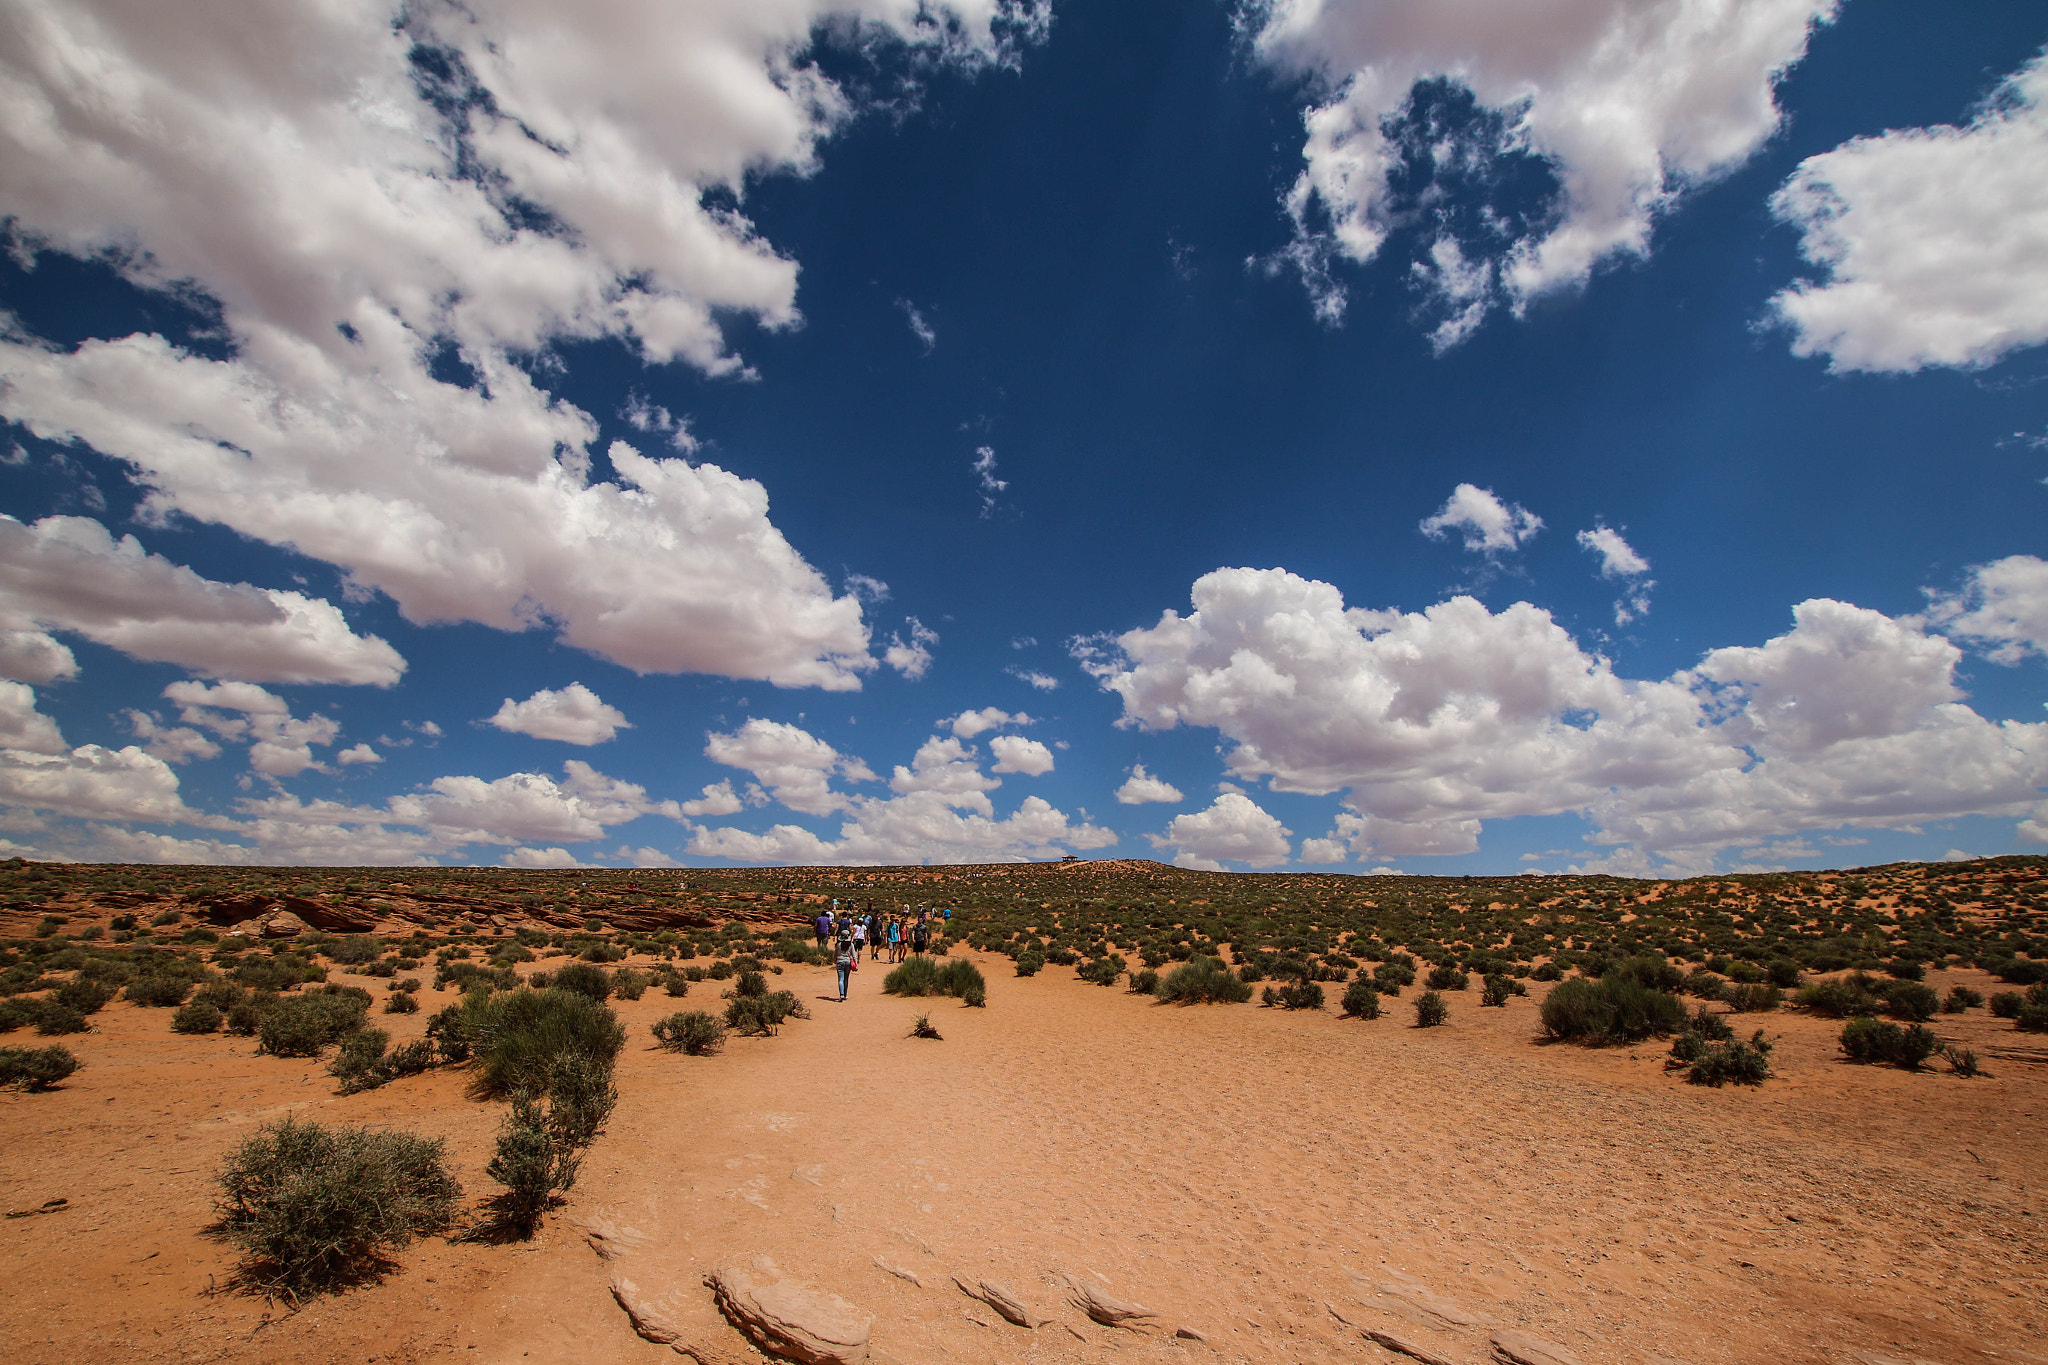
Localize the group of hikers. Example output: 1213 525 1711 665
814 902 948 1000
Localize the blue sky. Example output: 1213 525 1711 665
1 0 2046 875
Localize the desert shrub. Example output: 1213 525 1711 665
608 968 651 1001
1725 983 1782 1014
1988 957 2047 985
935 958 984 998
193 979 245 1011
1839 1017 1939 1069
884 956 943 997
172 999 224 1034
385 1039 435 1078
1797 976 1883 1018
225 992 274 1036
1882 982 1940 1023
328 1028 392 1094
1540 978 1684 1044
0 999 29 1032
32 1001 87 1035
1989 990 2023 1019
487 1096 580 1234
1765 959 1805 989
1128 969 1160 996
1480 974 1512 1007
1425 964 1468 991
1886 958 1925 981
1942 985 1985 1013
549 961 613 1002
1156 956 1253 1005
233 957 306 992
125 974 195 1007
2017 999 2048 1033
1413 990 1448 1027
1609 955 1685 993
214 1117 459 1295
356 960 398 978
1340 978 1381 1019
460 988 626 1101
1681 968 1727 1000
0 1044 80 1089
1373 961 1415 994
258 992 369 1057
1262 980 1324 1010
1941 1044 1984 1078
383 991 419 1015
390 976 422 994
661 973 691 998
327 936 383 966
1078 953 1126 987
1014 950 1045 977
652 1010 725 1055
1680 1030 1774 1087
724 989 806 1036
55 978 117 1014
1531 962 1562 982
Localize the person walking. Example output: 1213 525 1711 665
911 914 929 956
834 922 857 1001
814 908 831 948
887 916 902 962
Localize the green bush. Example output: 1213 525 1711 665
652 1010 726 1055
609 968 650 1002
1373 961 1415 994
1680 1030 1774 1087
1725 983 1782 1014
661 973 691 998
213 1117 460 1295
1942 985 1984 1013
55 978 117 1014
1682 968 1727 1000
1156 957 1253 1005
1609 955 1685 993
724 988 807 1036
30 1000 87 1035
1881 982 1940 1023
457 988 626 1101
486 1097 580 1235
1480 974 1512 1007
327 936 383 966
125 975 195 1007
1531 962 1562 982
1989 990 2023 1019
883 956 943 996
1765 959 1805 989
1540 977 1685 1044
1799 976 1883 1017
1425 964 1468 991
1128 968 1160 996
328 1028 392 1094
383 991 419 1015
1340 978 1381 1019
226 992 274 1036
1014 950 1045 977
1839 1016 1938 1069
1413 990 1447 1027
1262 980 1324 1010
1941 1044 1984 1078
0 1044 80 1090
258 992 369 1057
1078 953 1126 987
171 999 224 1034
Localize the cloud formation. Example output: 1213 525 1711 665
1928 555 2048 663
1254 0 1835 330
488 683 630 746
704 718 875 816
1420 484 1542 553
1577 524 1654 623
1114 763 1184 805
1770 50 2048 372
1153 791 1292 870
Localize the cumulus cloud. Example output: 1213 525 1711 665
676 780 749 818
704 718 874 816
884 618 939 680
898 300 937 353
1094 565 2048 869
0 681 66 755
487 682 630 745
1007 666 1059 691
123 711 221 765
0 743 215 827
888 735 1001 813
1770 50 2048 372
973 447 1008 517
502 846 584 869
164 679 341 777
0 0 1045 693
1926 554 2048 663
1420 484 1542 554
0 515 403 685
1299 836 1350 864
0 629 76 684
1253 0 1834 332
949 706 1030 739
988 734 1054 776
1577 524 1654 623
336 743 381 766
1114 763 1184 805
1153 792 1292 869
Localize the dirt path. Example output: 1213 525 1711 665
3 955 2043 1365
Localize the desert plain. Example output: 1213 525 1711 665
0 855 2042 1365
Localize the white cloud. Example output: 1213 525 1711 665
620 844 684 868
1006 666 1059 691
487 682 630 745
502 846 585 869
1254 0 1834 332
898 300 937 353
677 780 748 818
336 743 381 766
0 0 1045 694
704 718 874 816
1769 50 2048 372
1299 836 1350 864
164 679 341 777
1114 763 1183 805
1927 554 2048 663
123 710 221 765
884 618 939 680
974 446 1008 517
0 743 213 827
1094 565 2048 869
988 734 1053 776
1420 484 1542 554
0 682 66 755
889 735 1001 813
1152 792 1292 869
409 720 444 739
0 515 403 686
0 629 77 684
1577 523 1654 623
949 706 1030 739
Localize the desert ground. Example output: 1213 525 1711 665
0 858 2043 1365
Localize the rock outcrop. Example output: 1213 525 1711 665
952 1275 1050 1328
1062 1274 1157 1328
706 1260 873 1365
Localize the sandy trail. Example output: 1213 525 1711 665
3 954 2043 1365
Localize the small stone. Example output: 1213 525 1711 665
953 1275 1050 1328
1364 1328 1458 1365
1063 1273 1158 1328
707 1261 874 1365
611 1273 689 1345
1174 1326 1208 1342
873 1257 924 1288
